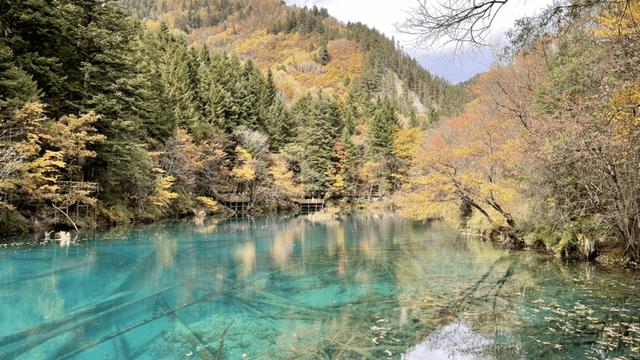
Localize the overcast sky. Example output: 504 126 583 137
284 0 554 83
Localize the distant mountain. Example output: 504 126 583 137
118 0 465 118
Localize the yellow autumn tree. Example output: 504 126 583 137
43 112 106 180
359 160 382 198
0 102 65 206
598 0 640 142
328 173 346 199
149 168 178 208
396 94 527 239
162 128 204 190
42 112 106 208
590 1 640 256
196 196 220 212
392 127 421 186
597 0 640 38
231 146 257 183
269 154 303 200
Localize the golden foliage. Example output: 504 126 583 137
164 128 204 187
608 82 640 133
206 29 365 102
150 174 178 208
23 150 65 201
396 82 527 228
43 112 106 178
1 102 67 204
597 0 640 38
394 127 421 168
270 154 303 199
196 196 220 212
359 161 381 184
231 146 257 182
329 173 346 197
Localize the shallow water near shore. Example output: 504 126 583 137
1 217 639 359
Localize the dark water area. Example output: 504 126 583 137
0 217 638 359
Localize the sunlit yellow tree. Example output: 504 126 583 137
396 96 526 243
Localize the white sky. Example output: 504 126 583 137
284 0 554 83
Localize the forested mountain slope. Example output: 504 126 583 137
118 0 465 117
0 0 462 235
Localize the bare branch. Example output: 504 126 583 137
397 0 615 50
397 0 510 50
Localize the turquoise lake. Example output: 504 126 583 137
1 217 639 359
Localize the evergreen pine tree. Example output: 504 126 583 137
427 108 440 125
0 0 72 116
366 98 400 191
409 108 419 128
265 100 294 151
338 124 360 196
160 39 205 138
299 94 341 195
367 98 399 158
0 44 40 110
265 69 278 104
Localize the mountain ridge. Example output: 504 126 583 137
118 0 465 119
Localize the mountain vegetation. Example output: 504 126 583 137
0 0 463 235
395 0 640 264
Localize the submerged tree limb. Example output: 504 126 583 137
215 320 235 360
52 204 79 232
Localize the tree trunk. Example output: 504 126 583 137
485 196 516 228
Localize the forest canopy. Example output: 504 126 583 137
395 0 640 264
0 0 455 235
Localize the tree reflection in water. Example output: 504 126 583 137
0 217 638 359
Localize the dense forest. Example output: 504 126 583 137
395 0 640 265
0 0 462 235
118 0 466 113
2 2 640 359
4 0 636 267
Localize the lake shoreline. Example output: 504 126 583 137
2 203 638 272
476 226 640 271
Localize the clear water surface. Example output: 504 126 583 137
1 217 639 359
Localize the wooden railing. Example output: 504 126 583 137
218 193 251 203
59 181 99 194
0 127 25 142
295 198 325 205
49 181 100 222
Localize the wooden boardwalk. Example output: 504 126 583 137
218 193 251 212
216 190 383 215
295 198 325 214
51 181 100 222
